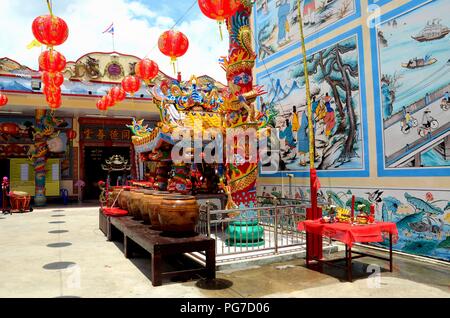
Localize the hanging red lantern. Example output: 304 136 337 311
96 99 108 111
102 95 115 108
66 129 77 140
42 71 64 87
43 85 61 97
108 86 126 103
0 94 8 107
121 75 141 96
46 91 61 105
49 100 62 110
39 50 66 72
135 58 159 83
198 0 241 39
198 0 241 21
158 30 189 72
32 15 69 47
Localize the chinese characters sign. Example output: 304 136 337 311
80 127 131 142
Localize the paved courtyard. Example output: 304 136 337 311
0 206 448 298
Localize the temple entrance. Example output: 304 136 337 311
83 146 130 200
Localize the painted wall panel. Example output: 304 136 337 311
254 0 450 261
254 0 360 66
258 184 450 260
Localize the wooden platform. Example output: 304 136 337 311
99 210 216 286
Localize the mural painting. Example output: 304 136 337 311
258 184 450 261
376 0 450 169
255 0 356 61
258 34 364 172
0 117 73 179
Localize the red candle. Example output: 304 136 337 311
351 195 355 220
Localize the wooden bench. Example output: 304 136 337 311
101 212 216 287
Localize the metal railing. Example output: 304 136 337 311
195 197 316 263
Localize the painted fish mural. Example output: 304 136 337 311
258 185 450 261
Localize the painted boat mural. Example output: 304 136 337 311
376 0 450 169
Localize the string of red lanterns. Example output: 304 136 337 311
32 2 69 110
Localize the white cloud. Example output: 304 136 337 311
0 0 229 83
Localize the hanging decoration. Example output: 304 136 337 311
38 50 66 72
102 95 115 108
158 30 189 73
108 86 126 103
32 1 69 111
121 75 141 96
0 94 8 107
135 58 159 85
32 14 69 47
198 0 241 40
96 99 108 111
41 71 64 87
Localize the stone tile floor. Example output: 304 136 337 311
0 206 448 298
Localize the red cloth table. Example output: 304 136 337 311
298 220 398 281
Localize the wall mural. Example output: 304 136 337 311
258 184 450 261
0 117 73 179
376 0 450 169
258 33 364 172
255 0 356 62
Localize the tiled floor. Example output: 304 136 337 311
0 206 448 298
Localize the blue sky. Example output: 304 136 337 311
0 0 229 82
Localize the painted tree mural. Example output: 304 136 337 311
287 35 362 169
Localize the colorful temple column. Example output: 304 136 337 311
223 0 262 208
32 109 49 206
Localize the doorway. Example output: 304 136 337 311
83 146 131 200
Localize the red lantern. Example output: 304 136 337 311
49 100 62 110
46 91 61 105
121 76 141 96
96 99 108 111
158 30 189 70
0 94 8 107
198 0 240 39
102 95 115 108
42 71 64 87
32 15 69 46
135 58 159 83
108 86 126 103
44 85 61 97
198 0 241 22
39 50 66 72
66 129 77 140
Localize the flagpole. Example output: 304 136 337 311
112 32 115 52
297 0 322 260
112 22 115 52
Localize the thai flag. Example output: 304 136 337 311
102 23 115 34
